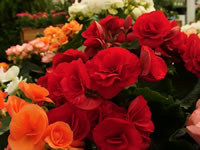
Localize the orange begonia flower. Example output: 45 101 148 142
38 37 51 45
59 35 69 45
44 26 62 37
44 121 73 149
18 81 53 103
49 42 59 51
0 90 7 109
5 96 29 117
8 104 48 150
0 62 9 72
62 20 82 35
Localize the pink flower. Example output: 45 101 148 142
6 47 14 55
186 106 200 144
50 10 56 14
41 52 56 63
52 14 57 18
29 39 49 52
32 14 40 19
16 12 29 17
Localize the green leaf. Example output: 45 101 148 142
133 87 185 134
0 116 11 135
77 45 86 52
20 61 44 75
180 78 200 109
169 128 186 142
137 77 174 96
172 63 198 100
165 140 197 150
120 39 140 50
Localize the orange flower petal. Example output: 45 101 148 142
44 121 73 149
44 26 62 37
9 104 48 150
19 81 54 103
43 97 54 103
0 91 7 109
6 96 29 117
8 135 45 150
0 62 9 71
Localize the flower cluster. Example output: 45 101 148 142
68 0 124 20
4 9 200 149
37 11 200 148
6 20 82 63
123 0 155 19
0 82 84 150
16 12 48 19
82 10 187 64
16 11 68 28
68 0 155 20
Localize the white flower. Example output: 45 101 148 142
68 0 124 20
68 1 89 19
0 66 20 83
83 0 106 14
110 0 124 8
131 7 143 19
124 0 155 19
181 21 200 32
5 76 25 95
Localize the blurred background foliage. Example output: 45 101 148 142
154 0 179 19
0 0 73 62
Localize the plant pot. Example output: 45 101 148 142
20 27 44 43
20 24 64 43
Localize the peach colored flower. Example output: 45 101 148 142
29 38 49 52
18 81 53 103
44 26 62 37
186 106 200 144
59 35 69 45
196 99 200 108
41 51 56 63
0 91 7 109
38 37 51 45
49 41 59 51
62 20 82 35
8 104 48 150
5 96 28 117
44 121 73 149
